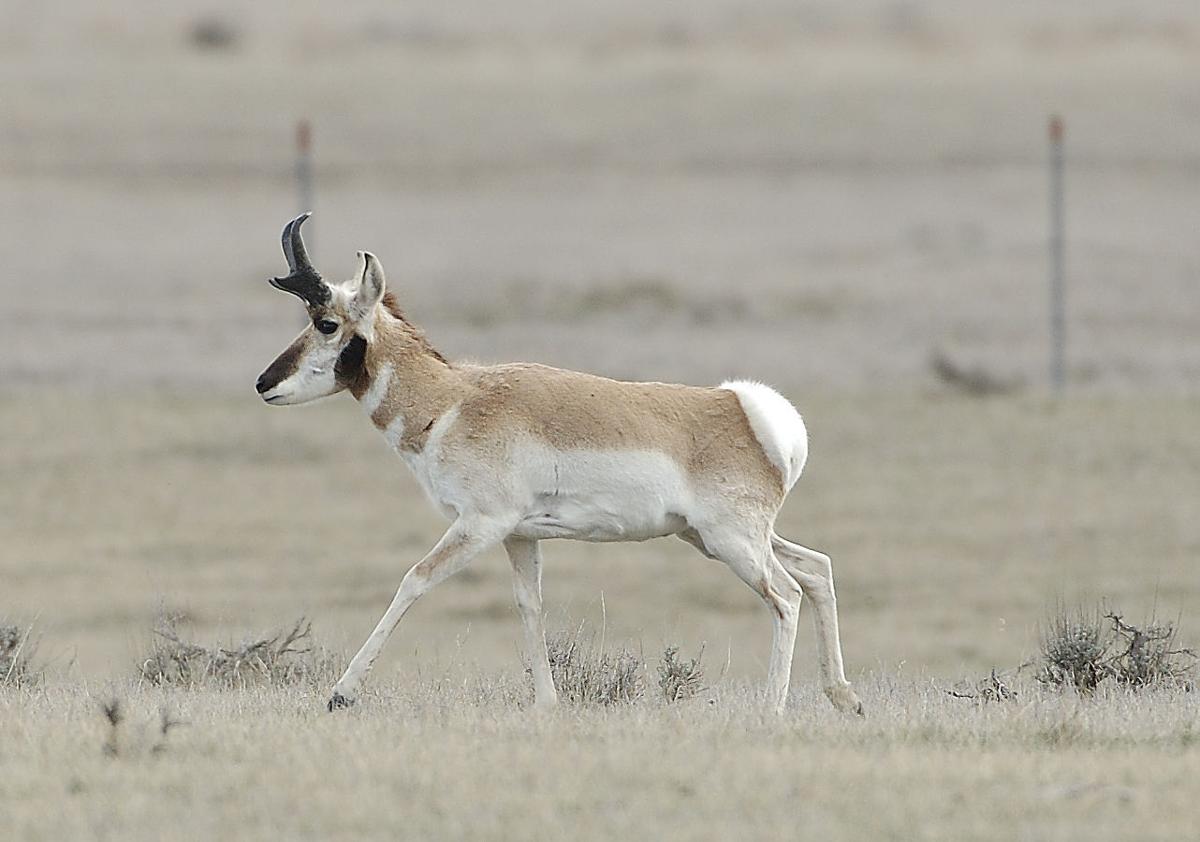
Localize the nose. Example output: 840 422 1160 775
255 375 270 394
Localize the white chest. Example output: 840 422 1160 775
384 406 462 520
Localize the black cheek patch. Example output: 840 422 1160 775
335 335 367 384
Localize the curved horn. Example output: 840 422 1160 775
280 216 298 270
270 212 329 306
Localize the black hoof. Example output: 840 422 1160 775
327 693 354 712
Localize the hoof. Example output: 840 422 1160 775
825 683 865 717
327 693 354 712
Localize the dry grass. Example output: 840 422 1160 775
138 613 340 690
946 667 1021 704
0 620 41 688
3 671 1199 841
535 626 707 705
541 628 645 705
97 697 185 760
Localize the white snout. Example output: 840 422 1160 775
262 353 340 405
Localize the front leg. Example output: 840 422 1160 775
329 515 511 710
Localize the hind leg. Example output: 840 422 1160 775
684 524 802 713
771 532 863 716
504 536 557 708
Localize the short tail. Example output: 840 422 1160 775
721 380 808 490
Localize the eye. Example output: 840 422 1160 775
315 319 338 335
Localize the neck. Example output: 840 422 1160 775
352 315 463 452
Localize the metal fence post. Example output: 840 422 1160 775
1048 115 1066 394
296 118 314 227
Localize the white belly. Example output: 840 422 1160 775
511 448 692 542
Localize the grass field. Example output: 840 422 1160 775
3 389 1196 839
4 3 1200 839
3 674 1199 841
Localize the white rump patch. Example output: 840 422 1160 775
721 380 808 489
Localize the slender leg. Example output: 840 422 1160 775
760 553 803 713
687 526 801 714
504 536 558 708
329 516 510 709
771 532 863 716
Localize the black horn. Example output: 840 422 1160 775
269 212 329 306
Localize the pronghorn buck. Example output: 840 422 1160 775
256 213 862 716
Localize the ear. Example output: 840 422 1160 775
349 251 386 321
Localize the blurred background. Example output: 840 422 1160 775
2 2 1197 685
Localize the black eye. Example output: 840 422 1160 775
315 319 338 335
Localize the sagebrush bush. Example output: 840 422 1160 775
138 614 339 689
543 630 645 705
1038 603 1195 692
1106 612 1196 688
658 646 705 702
1039 605 1108 691
535 629 710 706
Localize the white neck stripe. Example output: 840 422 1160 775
383 415 405 450
361 362 393 418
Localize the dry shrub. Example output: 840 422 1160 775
536 630 710 705
1106 612 1196 688
947 667 1020 703
138 614 338 689
1038 603 1196 692
929 349 1018 397
1039 604 1109 692
542 629 645 705
658 646 705 703
0 621 40 687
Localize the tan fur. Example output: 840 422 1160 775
378 291 448 365
354 315 461 454
458 364 783 498
355 309 783 502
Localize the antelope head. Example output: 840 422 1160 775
256 213 387 405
